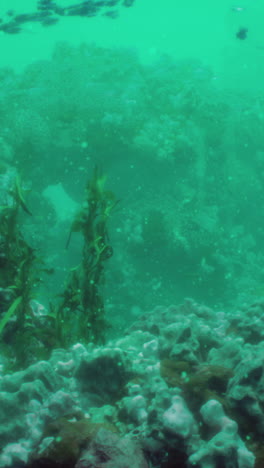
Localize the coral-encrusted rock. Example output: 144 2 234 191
30 418 118 468
75 428 149 468
189 399 255 468
1 299 263 467
163 395 198 439
0 360 64 447
0 360 81 467
74 349 127 405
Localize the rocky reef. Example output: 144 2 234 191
2 298 264 467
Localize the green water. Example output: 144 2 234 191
1 0 264 333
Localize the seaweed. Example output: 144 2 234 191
0 165 117 367
54 167 118 347
0 167 44 366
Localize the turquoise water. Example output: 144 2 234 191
1 3 264 466
1 0 264 340
1 0 264 82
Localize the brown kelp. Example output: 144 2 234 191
0 164 116 368
0 165 45 366
54 167 118 347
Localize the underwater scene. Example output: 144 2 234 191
1 0 264 466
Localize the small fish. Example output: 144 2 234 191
37 1 57 13
231 6 245 12
37 0 55 6
41 16 59 26
6 10 15 17
1 0 135 34
107 0 119 5
123 0 135 6
0 23 21 34
64 4 98 17
14 13 43 24
104 10 119 19
42 267 55 275
236 27 248 40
